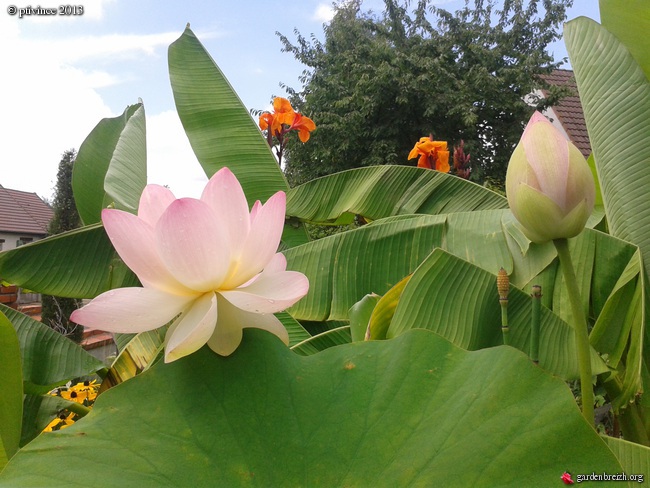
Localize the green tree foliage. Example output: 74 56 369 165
278 0 572 187
41 149 83 342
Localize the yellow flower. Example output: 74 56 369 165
70 380 99 402
43 412 76 432
408 136 450 172
60 389 87 404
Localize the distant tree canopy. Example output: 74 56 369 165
42 149 83 342
277 0 572 187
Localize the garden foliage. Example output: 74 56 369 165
1 1 650 484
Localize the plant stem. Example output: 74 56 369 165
497 268 510 345
530 285 541 365
500 301 509 345
553 238 594 426
65 401 91 417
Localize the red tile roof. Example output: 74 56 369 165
0 186 53 235
539 69 592 158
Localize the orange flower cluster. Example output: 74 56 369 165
259 97 316 143
408 136 450 173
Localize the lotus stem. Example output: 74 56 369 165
497 268 510 346
530 285 542 365
553 238 594 426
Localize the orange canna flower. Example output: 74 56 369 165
258 112 275 132
258 97 297 135
288 113 316 142
408 136 450 172
259 97 316 167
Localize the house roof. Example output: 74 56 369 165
0 185 53 235
539 69 591 158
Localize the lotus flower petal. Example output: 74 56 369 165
264 252 288 274
250 200 262 224
237 253 289 288
521 112 570 209
207 295 245 356
220 269 309 314
243 312 289 345
200 168 251 251
223 191 286 288
207 295 288 356
513 184 571 242
156 198 231 292
101 209 192 295
165 292 218 363
137 184 176 227
70 288 191 333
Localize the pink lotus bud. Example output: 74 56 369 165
506 112 595 243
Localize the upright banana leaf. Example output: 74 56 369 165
285 215 446 321
348 293 381 342
168 26 308 247
565 17 650 287
0 330 623 487
565 13 650 422
168 26 287 204
73 103 147 225
600 0 650 80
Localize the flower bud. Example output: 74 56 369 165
505 112 595 243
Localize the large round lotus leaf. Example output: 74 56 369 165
0 329 621 487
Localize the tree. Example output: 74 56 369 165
41 149 83 342
277 0 572 187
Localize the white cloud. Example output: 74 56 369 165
39 32 182 63
146 110 207 199
0 11 196 199
0 21 114 198
313 3 335 22
7 30 181 68
81 0 117 21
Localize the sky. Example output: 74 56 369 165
1 0 600 201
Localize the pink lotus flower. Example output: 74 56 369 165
70 168 309 362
